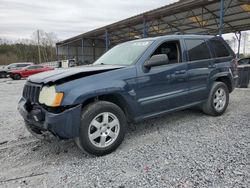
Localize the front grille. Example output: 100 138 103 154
23 82 42 103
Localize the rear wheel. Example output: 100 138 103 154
202 82 229 116
75 101 127 156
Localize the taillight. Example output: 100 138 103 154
233 58 238 67
232 58 238 75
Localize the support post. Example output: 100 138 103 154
143 18 147 38
105 30 109 51
236 31 242 58
81 38 84 63
56 45 59 61
67 44 69 60
219 0 224 36
93 39 96 61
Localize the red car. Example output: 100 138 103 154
10 65 54 80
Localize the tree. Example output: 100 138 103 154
0 30 59 65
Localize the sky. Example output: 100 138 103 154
0 0 178 41
0 0 249 54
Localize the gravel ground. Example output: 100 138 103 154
0 78 249 188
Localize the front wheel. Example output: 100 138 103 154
202 82 229 116
13 74 21 80
0 72 7 78
75 101 127 156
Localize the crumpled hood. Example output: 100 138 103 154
28 64 125 84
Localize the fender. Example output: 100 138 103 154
56 66 140 119
210 72 231 81
208 71 233 91
72 81 139 119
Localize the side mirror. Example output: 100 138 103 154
144 54 169 68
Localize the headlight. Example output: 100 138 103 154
39 85 64 107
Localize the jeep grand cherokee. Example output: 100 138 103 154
18 35 238 156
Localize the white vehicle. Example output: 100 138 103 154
0 62 34 78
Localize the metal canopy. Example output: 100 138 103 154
57 0 250 47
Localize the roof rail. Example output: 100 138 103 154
174 32 214 35
183 32 215 35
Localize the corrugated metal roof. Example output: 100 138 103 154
57 0 250 46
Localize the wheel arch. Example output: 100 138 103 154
210 73 233 93
13 73 22 80
214 76 233 93
81 93 135 122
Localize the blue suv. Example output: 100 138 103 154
18 35 238 156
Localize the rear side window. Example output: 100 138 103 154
35 66 44 69
209 39 230 58
27 66 37 70
17 64 29 67
185 39 211 61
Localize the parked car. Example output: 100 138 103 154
0 62 34 78
238 57 250 65
10 65 54 80
18 35 238 156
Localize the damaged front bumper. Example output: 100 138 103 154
18 97 82 139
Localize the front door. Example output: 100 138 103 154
135 40 188 117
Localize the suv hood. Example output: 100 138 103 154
28 64 125 84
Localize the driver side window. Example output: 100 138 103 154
151 41 181 64
27 66 36 70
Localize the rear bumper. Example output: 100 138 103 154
18 97 82 139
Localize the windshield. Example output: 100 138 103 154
94 40 153 65
7 64 16 68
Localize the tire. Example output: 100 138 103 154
13 74 21 80
75 101 127 156
202 82 229 116
0 72 7 78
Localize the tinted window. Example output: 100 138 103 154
27 66 40 70
8 64 17 68
185 39 211 61
17 64 29 67
209 39 230 57
238 58 250 65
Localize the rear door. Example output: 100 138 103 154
184 38 213 103
33 66 45 73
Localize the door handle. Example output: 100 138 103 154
208 65 216 68
171 70 187 81
166 70 187 80
175 70 186 75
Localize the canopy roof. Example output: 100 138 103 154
57 0 250 46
